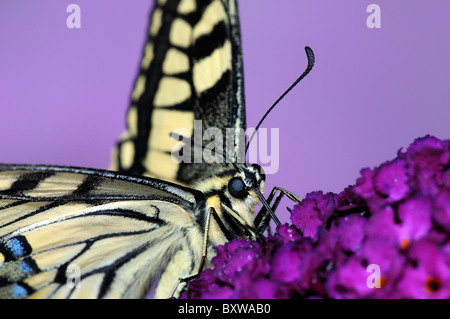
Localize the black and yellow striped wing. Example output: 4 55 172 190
0 164 204 298
110 0 246 185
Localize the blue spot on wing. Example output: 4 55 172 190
20 261 34 274
6 238 25 258
1 236 32 260
12 284 28 298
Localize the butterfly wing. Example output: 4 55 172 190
110 0 246 185
0 164 204 298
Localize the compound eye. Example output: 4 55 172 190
228 177 248 199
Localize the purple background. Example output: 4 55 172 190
0 1 449 223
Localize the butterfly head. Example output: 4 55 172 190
228 164 265 197
226 164 266 224
195 163 268 243
224 163 281 235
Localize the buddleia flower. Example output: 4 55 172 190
182 135 450 299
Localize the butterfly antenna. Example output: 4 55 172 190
245 46 315 153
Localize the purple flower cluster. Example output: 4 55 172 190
182 135 450 299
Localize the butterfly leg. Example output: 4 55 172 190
254 187 302 233
170 206 214 298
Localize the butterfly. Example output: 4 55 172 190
0 0 314 299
